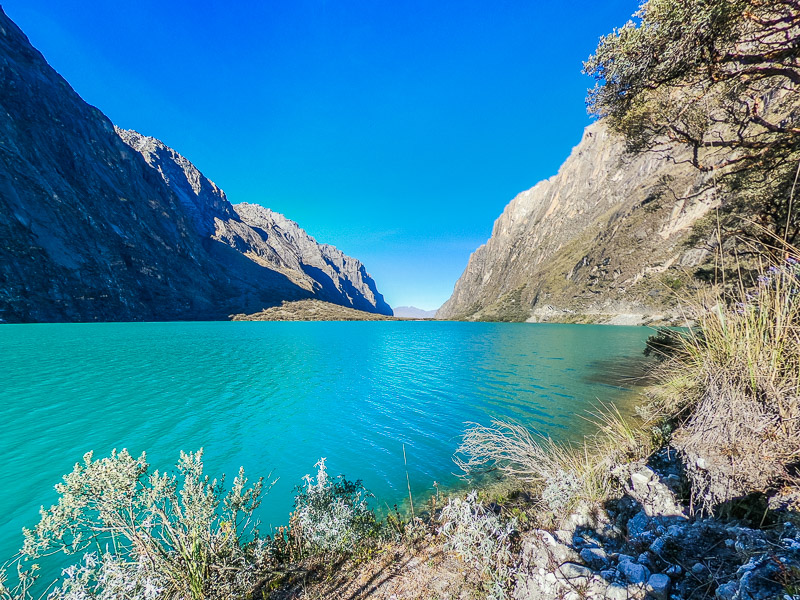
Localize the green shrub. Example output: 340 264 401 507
439 491 517 600
663 252 800 511
0 449 269 600
289 458 379 555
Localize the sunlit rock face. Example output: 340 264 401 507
0 7 389 322
438 121 718 325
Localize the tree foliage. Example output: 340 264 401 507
584 0 800 247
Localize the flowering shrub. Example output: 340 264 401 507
0 449 270 600
290 458 379 555
439 491 517 600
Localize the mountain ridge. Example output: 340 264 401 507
393 306 438 319
0 8 390 323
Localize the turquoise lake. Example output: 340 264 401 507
0 321 653 560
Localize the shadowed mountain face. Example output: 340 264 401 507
0 9 390 322
117 131 392 316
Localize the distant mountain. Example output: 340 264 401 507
117 130 392 316
393 306 438 319
0 8 390 323
438 121 717 325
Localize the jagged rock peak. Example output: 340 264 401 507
117 130 392 316
115 127 235 235
231 203 393 316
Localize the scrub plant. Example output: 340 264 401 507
438 491 517 600
0 449 269 600
662 251 800 511
454 421 618 514
289 458 379 555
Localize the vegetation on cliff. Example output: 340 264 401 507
585 0 800 250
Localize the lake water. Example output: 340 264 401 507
0 321 653 560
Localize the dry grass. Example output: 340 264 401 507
453 402 662 517
660 248 800 511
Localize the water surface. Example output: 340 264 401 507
0 321 652 559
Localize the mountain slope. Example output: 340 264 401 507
392 306 437 319
438 121 718 324
0 8 389 322
117 130 392 316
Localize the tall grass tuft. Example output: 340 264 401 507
454 419 632 515
662 249 800 511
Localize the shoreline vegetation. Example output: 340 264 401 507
2 251 798 600
2 0 798 599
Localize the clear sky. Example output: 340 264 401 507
4 0 637 311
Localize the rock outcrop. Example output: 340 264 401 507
0 8 390 323
231 299 395 322
511 448 800 600
438 121 719 324
117 130 392 316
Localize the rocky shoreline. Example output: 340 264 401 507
513 452 800 600
266 443 800 600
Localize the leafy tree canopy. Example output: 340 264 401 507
584 0 800 247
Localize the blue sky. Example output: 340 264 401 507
4 1 637 310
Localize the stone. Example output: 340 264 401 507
558 562 594 580
631 470 653 491
618 561 651 585
649 535 668 555
581 547 610 569
627 512 653 540
646 574 671 600
600 569 617 581
715 581 737 600
606 583 629 600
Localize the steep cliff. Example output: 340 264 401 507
438 121 718 324
117 130 392 316
0 8 389 323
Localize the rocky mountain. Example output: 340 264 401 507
392 306 438 319
117 130 392 316
0 8 390 323
438 121 719 325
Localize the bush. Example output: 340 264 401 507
439 491 517 600
0 449 269 600
664 253 800 511
289 458 379 555
454 420 620 514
